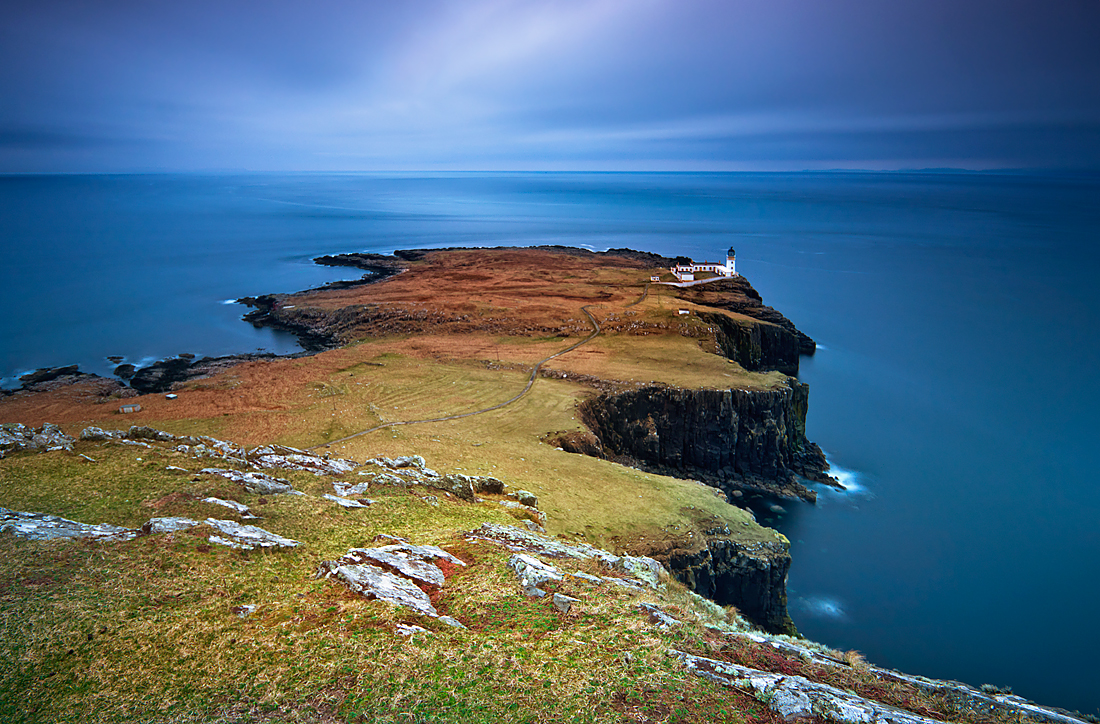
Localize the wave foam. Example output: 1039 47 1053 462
793 595 847 620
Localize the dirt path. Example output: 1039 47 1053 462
310 305 602 450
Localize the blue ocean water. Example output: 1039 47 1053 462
1 172 1098 713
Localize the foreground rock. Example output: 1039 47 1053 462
0 507 138 541
203 518 299 550
142 517 200 534
249 444 358 475
469 523 664 589
202 497 259 519
78 426 360 477
200 468 297 495
0 423 75 458
319 537 466 622
358 456 505 502
672 650 943 724
719 630 1092 724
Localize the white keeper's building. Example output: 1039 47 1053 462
672 248 737 282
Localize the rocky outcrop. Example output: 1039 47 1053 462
672 650 945 724
0 507 138 541
654 533 795 634
0 423 74 458
676 276 816 357
124 353 278 394
576 380 831 502
699 312 802 375
468 523 665 590
204 518 299 550
318 537 467 623
200 468 298 495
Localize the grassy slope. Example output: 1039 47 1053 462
0 443 1015 724
0 249 1043 722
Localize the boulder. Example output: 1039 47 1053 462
1 423 75 457
202 497 259 519
333 481 370 497
472 476 505 494
126 426 177 442
203 519 298 549
200 468 296 495
435 474 477 502
391 455 425 469
319 562 437 617
1 507 137 541
80 426 124 442
508 553 563 597
552 593 580 614
323 493 374 509
142 517 200 534
396 624 429 636
638 603 679 629
614 556 664 589
514 489 538 507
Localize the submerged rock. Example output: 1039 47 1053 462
0 507 137 541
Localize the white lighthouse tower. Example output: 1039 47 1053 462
725 247 736 276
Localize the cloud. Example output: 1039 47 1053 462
2 0 1099 171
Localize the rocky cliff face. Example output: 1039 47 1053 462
676 277 816 357
661 534 795 634
699 312 803 376
573 382 830 502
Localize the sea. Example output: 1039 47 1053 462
2 171 1098 714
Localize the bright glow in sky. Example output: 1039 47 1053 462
2 0 1098 171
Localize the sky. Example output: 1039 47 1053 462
2 0 1099 172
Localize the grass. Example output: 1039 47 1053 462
0 440 1030 723
0 442 768 723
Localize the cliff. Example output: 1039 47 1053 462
700 311 803 376
676 276 816 356
571 381 831 503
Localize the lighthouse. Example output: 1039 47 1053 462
726 247 736 276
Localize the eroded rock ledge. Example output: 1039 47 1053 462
566 379 831 502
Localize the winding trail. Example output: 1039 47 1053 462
310 305 602 450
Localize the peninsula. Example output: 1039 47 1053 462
1 246 1084 723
